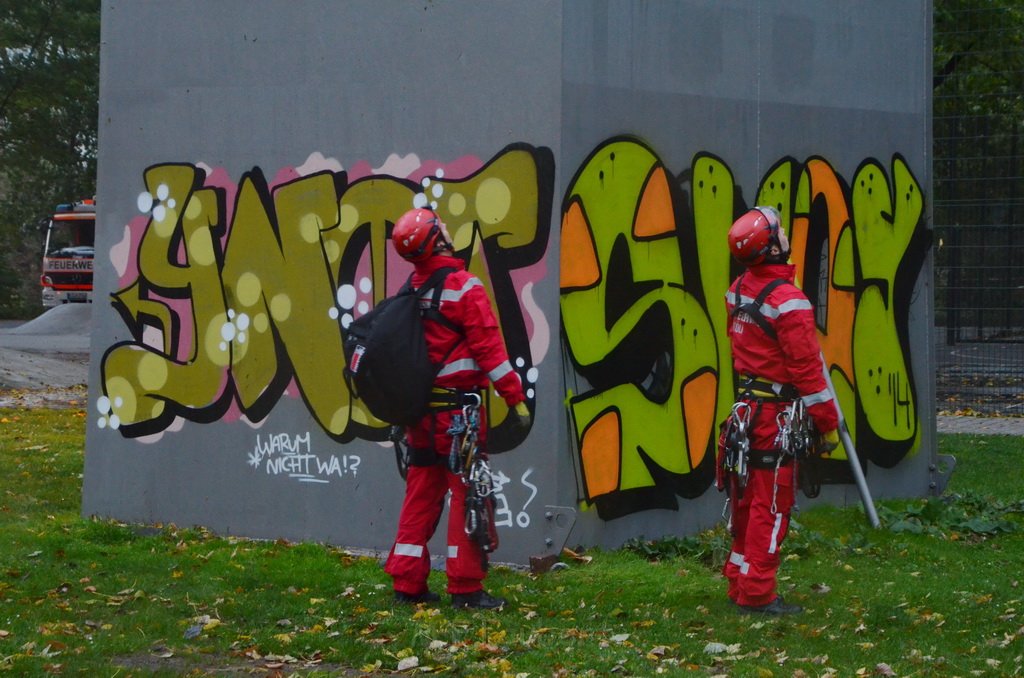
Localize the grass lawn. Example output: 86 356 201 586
1 408 1023 676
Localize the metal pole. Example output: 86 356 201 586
819 355 881 528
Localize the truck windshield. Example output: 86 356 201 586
46 219 95 256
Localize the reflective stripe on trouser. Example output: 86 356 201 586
722 464 795 607
384 462 487 595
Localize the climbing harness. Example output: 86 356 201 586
446 393 499 554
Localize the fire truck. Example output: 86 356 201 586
40 199 95 307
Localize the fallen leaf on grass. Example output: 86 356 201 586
397 655 419 671
40 641 65 657
561 547 593 564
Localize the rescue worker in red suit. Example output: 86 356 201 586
723 206 840 615
384 207 531 610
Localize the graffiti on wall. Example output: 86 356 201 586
95 134 929 523
560 137 930 520
97 144 555 452
246 430 363 484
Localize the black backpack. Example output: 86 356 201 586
343 267 457 426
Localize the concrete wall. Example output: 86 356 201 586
85 0 934 564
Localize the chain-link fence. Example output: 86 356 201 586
933 0 1024 416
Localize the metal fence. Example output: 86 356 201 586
933 0 1024 416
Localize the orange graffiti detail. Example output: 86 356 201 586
682 370 717 469
559 200 601 290
633 166 676 238
795 158 855 380
581 410 622 498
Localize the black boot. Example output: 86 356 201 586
394 590 441 604
738 596 803 615
451 590 506 610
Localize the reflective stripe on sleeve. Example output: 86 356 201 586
438 276 483 303
801 388 834 407
776 297 812 314
487 360 514 384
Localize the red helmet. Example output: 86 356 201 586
727 207 781 265
392 208 445 261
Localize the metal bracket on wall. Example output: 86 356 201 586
540 505 576 554
929 454 957 496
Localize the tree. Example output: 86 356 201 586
0 0 99 317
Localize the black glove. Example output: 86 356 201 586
509 401 531 430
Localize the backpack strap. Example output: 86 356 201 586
409 266 460 333
730 274 788 340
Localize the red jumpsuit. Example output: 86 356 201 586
723 263 838 607
385 254 525 597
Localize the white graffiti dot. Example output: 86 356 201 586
97 395 111 414
137 192 154 213
357 300 369 315
98 416 107 429
515 356 525 368
227 308 236 319
114 396 124 408
219 341 228 352
341 313 353 329
413 193 428 208
156 183 170 201
430 200 438 210
359 277 372 294
237 331 246 344
221 322 236 342
236 313 250 331
517 512 530 528
431 183 444 199
337 284 357 309
167 198 177 209
527 367 539 383
421 177 431 188
435 168 445 179
153 204 167 223
527 388 535 399
328 306 339 320
109 414 121 430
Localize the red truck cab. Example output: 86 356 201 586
41 200 95 307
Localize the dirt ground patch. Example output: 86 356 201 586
0 383 89 410
0 347 89 409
